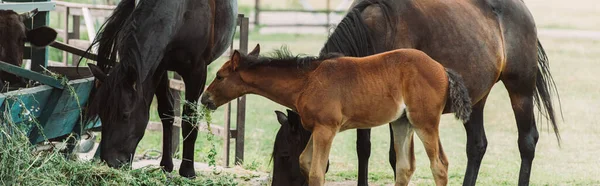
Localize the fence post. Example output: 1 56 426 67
235 15 249 166
254 0 260 26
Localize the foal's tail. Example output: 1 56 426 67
446 69 472 123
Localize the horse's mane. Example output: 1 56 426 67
239 46 343 70
320 0 396 57
82 0 137 123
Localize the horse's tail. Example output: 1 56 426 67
446 68 472 123
79 0 136 71
534 39 562 142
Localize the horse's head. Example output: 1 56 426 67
88 63 152 168
201 44 260 110
272 109 311 186
0 9 56 90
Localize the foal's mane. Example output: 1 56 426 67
239 46 343 70
320 0 396 57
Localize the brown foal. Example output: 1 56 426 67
201 44 471 186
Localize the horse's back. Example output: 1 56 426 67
359 0 536 103
170 0 237 64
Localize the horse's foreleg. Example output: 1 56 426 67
356 128 371 186
388 124 397 178
156 73 175 172
390 116 415 186
462 97 488 186
305 125 337 186
179 65 208 178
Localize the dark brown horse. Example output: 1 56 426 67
83 0 237 178
315 0 560 185
272 109 314 186
0 9 57 92
201 45 473 185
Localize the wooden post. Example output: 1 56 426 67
70 15 81 66
171 73 182 154
62 7 70 65
254 0 260 26
235 15 249 166
326 0 331 30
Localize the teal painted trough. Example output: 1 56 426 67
1 1 101 150
0 60 99 144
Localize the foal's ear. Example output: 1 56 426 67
275 110 288 125
88 63 107 82
248 44 260 56
231 50 242 71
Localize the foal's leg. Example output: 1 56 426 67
504 81 539 186
300 125 337 186
179 64 208 178
462 96 489 186
156 73 175 172
410 113 448 186
356 128 371 186
390 116 415 186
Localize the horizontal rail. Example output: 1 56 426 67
260 9 345 14
50 41 98 61
0 2 56 12
0 60 64 89
53 1 115 10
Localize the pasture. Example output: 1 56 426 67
140 26 600 185
1 0 599 185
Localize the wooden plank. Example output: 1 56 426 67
0 2 56 12
32 78 94 143
0 60 64 89
170 74 182 154
1 85 53 124
81 7 96 42
235 15 250 165
169 78 185 91
61 6 70 65
223 102 231 167
147 121 226 137
46 66 93 80
67 39 91 50
29 10 49 72
50 41 98 61
53 1 115 10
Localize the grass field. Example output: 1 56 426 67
135 32 600 185
26 0 600 185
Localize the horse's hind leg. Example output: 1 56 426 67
410 113 448 186
462 96 489 186
503 77 539 186
156 73 175 172
390 115 415 186
356 128 371 186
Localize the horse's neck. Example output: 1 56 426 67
245 67 310 110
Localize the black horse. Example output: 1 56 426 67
273 0 560 185
84 0 237 178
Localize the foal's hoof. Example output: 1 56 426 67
179 164 196 178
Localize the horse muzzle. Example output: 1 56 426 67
200 93 217 110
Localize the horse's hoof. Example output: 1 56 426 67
179 164 196 178
160 160 174 173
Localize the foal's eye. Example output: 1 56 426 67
215 75 223 80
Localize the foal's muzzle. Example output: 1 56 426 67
200 93 217 110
